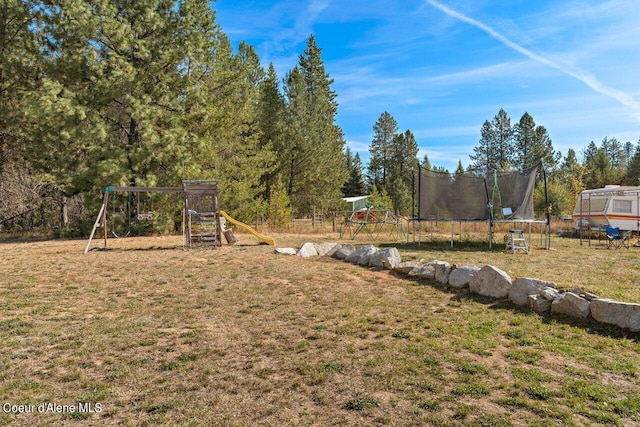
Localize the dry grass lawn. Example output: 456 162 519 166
0 230 639 426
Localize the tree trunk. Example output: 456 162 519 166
61 194 68 228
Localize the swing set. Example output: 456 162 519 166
84 180 224 253
110 191 158 238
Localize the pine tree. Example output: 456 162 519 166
584 149 616 189
582 141 598 164
622 141 635 170
282 65 312 211
493 108 514 171
267 177 291 229
469 120 493 172
625 144 640 185
0 1 59 229
280 35 348 214
22 0 276 226
369 184 393 210
532 125 559 170
513 112 536 170
28 0 225 193
601 136 623 168
257 63 286 199
556 148 585 201
469 109 513 172
23 0 107 204
422 154 432 170
513 112 559 171
342 147 366 197
368 111 398 187
386 130 418 214
201 38 274 221
0 0 41 174
298 35 348 211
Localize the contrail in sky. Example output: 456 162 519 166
426 0 640 120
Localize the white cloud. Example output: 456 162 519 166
344 138 370 155
425 0 640 122
261 0 330 56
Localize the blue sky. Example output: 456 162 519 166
214 0 640 172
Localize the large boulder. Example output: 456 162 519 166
509 278 556 307
468 265 512 298
333 244 356 260
274 247 297 255
590 299 640 332
297 242 318 258
448 265 480 289
408 261 438 280
394 260 424 275
540 287 560 301
345 245 378 266
434 261 452 284
315 242 341 257
551 292 590 318
529 294 552 314
369 247 402 269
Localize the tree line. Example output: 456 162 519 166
464 108 640 216
0 0 346 233
2 1 639 234
347 107 640 218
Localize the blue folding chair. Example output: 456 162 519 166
606 226 630 249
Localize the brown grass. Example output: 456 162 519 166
0 230 639 426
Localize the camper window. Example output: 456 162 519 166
613 199 632 214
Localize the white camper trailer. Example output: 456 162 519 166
572 186 640 231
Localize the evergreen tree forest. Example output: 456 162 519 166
2 1 640 234
0 0 347 233
468 109 640 217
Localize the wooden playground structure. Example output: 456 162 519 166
84 180 274 253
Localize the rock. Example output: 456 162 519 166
551 292 590 318
357 245 379 266
434 261 451 284
333 244 356 260
345 245 378 265
448 265 480 289
468 265 512 298
369 247 402 269
568 288 598 301
274 247 297 255
315 242 341 257
590 299 640 332
509 278 556 307
296 242 318 258
394 260 423 275
540 287 560 301
529 294 552 314
408 261 437 280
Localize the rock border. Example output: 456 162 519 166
276 243 640 333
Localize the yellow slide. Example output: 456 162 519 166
219 210 276 246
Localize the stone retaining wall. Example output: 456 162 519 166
276 242 640 333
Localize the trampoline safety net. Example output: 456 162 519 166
416 166 537 221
